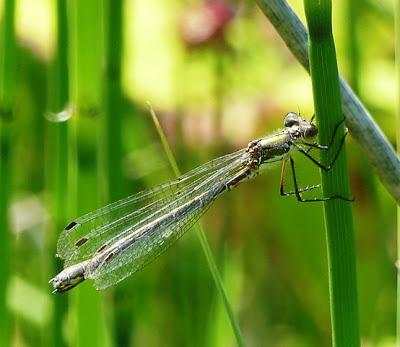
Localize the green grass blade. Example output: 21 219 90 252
148 104 180 177
0 0 16 346
149 105 245 347
256 0 400 203
68 1 107 346
102 1 129 345
68 0 104 116
304 1 360 346
45 0 69 345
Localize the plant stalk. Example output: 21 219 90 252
45 0 69 345
102 0 129 346
68 1 107 346
304 1 360 346
0 0 16 346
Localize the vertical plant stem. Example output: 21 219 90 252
68 1 107 346
69 0 104 115
102 0 127 345
0 1 15 346
395 0 400 344
303 1 360 346
46 0 69 346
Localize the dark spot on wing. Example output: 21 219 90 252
75 237 89 247
65 221 78 231
97 244 108 253
105 252 114 262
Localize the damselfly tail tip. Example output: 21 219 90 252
49 265 86 293
48 274 68 294
49 277 60 294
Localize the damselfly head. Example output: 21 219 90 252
284 112 318 140
303 122 318 140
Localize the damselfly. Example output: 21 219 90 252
50 112 350 293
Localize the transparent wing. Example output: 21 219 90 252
57 149 247 267
88 151 251 290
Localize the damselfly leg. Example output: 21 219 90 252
293 131 347 172
280 159 320 197
280 118 352 202
280 157 353 202
293 120 348 171
301 117 346 151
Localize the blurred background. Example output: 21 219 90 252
0 0 397 346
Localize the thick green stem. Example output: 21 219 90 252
68 1 106 346
46 0 69 346
304 1 360 346
102 0 129 346
68 0 104 116
0 1 16 346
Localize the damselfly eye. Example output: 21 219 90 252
304 124 318 139
284 113 300 127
